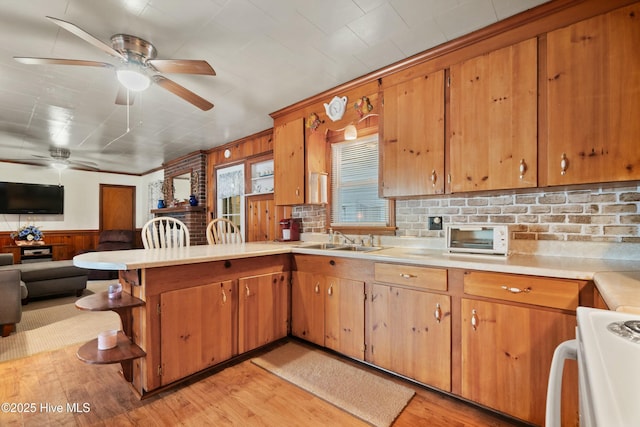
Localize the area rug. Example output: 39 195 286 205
0 280 121 363
252 342 415 427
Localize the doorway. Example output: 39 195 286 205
100 184 136 232
216 164 245 241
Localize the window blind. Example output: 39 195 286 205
331 135 388 226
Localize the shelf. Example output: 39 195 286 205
77 331 146 365
246 191 274 197
251 174 274 180
76 291 145 312
150 205 206 214
75 291 146 381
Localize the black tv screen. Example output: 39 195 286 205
0 182 64 214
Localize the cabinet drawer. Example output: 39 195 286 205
374 263 447 291
463 271 582 310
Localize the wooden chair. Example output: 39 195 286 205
206 218 243 245
142 217 190 248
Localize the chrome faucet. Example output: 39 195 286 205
332 230 357 245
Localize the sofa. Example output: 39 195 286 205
78 229 133 280
0 269 22 337
0 253 89 304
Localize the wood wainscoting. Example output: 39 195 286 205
0 229 142 263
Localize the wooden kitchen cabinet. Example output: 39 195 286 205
380 70 445 197
368 262 450 390
159 280 236 385
324 276 365 360
543 3 640 186
368 284 451 391
460 271 581 426
449 38 537 192
291 271 326 346
238 272 289 353
273 116 327 205
291 271 365 360
246 194 292 242
274 117 304 205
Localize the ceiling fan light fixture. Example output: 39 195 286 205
51 161 68 170
116 68 150 91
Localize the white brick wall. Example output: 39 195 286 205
293 184 640 243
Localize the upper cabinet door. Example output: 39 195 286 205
544 4 640 186
274 117 305 205
449 38 538 193
381 70 445 197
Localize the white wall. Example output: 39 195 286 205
0 162 163 232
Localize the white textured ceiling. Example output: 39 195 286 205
0 0 549 174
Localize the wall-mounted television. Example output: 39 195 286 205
0 181 64 214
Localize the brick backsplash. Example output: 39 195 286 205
293 185 640 243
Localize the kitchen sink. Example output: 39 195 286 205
333 245 384 252
299 243 349 250
297 243 384 252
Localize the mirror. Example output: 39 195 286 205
172 172 191 202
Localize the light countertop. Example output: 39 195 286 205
73 241 640 311
72 242 292 271
592 271 640 314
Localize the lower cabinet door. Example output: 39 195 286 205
461 298 578 426
291 271 326 346
160 280 235 385
238 272 289 353
324 277 365 360
368 284 451 391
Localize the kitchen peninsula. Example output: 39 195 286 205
74 242 292 397
74 242 639 424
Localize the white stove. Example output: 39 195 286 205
577 307 640 426
547 307 640 427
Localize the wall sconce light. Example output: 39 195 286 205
344 124 357 140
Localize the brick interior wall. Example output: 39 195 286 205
163 153 207 205
160 152 208 245
293 184 640 243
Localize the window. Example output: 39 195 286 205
216 164 245 238
331 134 389 227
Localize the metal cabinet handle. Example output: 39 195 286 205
471 309 478 331
314 282 320 294
327 283 333 296
296 188 300 197
501 285 531 294
560 153 568 175
430 170 437 187
434 303 442 323
399 273 417 279
221 288 227 304
245 284 251 297
519 159 527 180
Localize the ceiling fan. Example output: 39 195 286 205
14 16 215 111
30 146 99 171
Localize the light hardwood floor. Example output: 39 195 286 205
0 342 526 426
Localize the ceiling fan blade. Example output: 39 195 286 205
70 160 100 170
46 16 127 61
14 57 114 68
152 75 214 111
115 85 136 105
147 59 215 75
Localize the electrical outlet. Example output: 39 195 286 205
428 216 443 231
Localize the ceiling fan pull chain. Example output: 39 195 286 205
126 89 131 132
